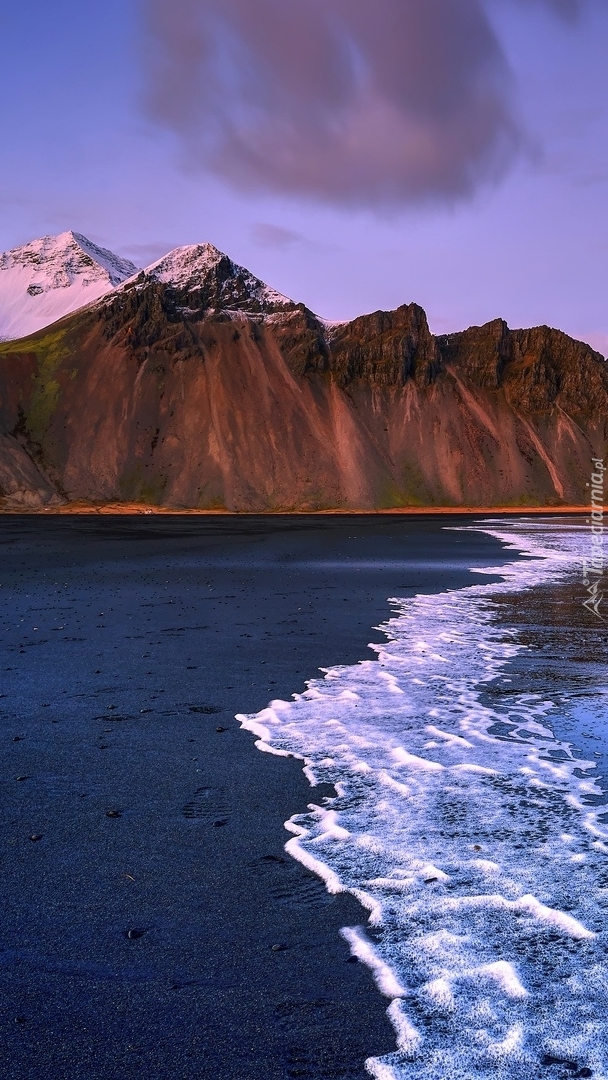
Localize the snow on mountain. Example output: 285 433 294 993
142 242 233 288
133 242 296 314
0 231 139 340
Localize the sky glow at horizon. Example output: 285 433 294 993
1 0 607 353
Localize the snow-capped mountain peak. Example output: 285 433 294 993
143 242 227 287
134 242 295 315
0 231 139 340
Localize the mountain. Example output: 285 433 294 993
0 241 605 511
137 242 295 312
0 231 138 341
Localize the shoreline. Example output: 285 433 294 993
0 516 529 1079
0 503 593 516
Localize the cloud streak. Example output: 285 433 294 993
251 223 306 249
141 0 585 208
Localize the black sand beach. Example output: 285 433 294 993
0 515 512 1080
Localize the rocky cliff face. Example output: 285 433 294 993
328 304 441 389
437 319 608 416
0 244 605 511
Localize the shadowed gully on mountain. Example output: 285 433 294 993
0 240 606 512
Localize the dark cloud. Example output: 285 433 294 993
141 0 587 208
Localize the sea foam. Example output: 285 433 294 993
237 520 608 1079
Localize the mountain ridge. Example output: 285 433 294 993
0 233 605 512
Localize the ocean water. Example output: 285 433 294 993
237 519 608 1080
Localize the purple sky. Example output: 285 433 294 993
2 0 607 352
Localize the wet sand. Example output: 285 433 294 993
0 514 512 1079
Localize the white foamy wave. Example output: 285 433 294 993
237 520 607 1079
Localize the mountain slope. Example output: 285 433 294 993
0 231 138 341
0 243 605 511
